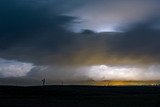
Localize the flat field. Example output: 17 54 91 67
0 85 160 107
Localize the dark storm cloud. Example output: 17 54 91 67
0 0 74 38
67 0 160 32
1 0 160 84
0 0 160 65
0 0 77 63
0 1 107 65
109 23 160 59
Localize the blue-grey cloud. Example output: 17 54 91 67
1 0 160 84
66 0 160 32
0 58 34 77
0 0 76 62
0 0 160 65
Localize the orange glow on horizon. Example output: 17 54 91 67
82 81 160 86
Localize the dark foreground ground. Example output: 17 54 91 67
0 85 160 107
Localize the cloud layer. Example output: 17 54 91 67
0 58 34 77
0 0 160 85
67 0 160 32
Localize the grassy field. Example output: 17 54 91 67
0 85 160 107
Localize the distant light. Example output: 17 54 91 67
86 65 142 81
95 26 118 33
69 22 122 33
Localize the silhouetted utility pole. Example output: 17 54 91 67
42 78 46 86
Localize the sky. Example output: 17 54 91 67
0 0 160 85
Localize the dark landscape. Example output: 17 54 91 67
0 85 160 107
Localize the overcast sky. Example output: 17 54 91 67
0 0 160 85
